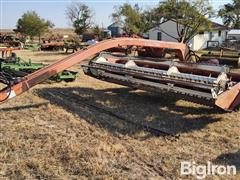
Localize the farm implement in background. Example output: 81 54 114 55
23 43 40 51
198 41 240 67
0 34 22 48
0 49 77 84
40 42 65 51
40 41 89 53
0 38 239 111
0 47 20 59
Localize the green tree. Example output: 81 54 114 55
152 0 214 43
218 0 240 28
93 25 101 39
66 2 92 35
15 11 54 42
112 3 148 35
140 8 161 33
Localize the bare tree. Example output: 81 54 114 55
66 2 93 35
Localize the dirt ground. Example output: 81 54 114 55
0 50 239 179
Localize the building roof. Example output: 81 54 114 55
228 29 240 35
149 19 228 32
211 22 228 30
108 21 124 28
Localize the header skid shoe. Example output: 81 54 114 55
215 83 240 111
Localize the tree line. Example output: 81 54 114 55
14 0 240 43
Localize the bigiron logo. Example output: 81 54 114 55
180 161 236 179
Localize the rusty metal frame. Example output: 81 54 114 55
0 37 239 111
0 38 186 102
0 47 19 58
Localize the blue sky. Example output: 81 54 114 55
0 0 232 29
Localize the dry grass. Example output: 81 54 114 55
0 50 239 179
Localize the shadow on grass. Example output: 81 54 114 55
0 103 48 112
35 86 223 137
34 51 68 56
213 151 240 171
